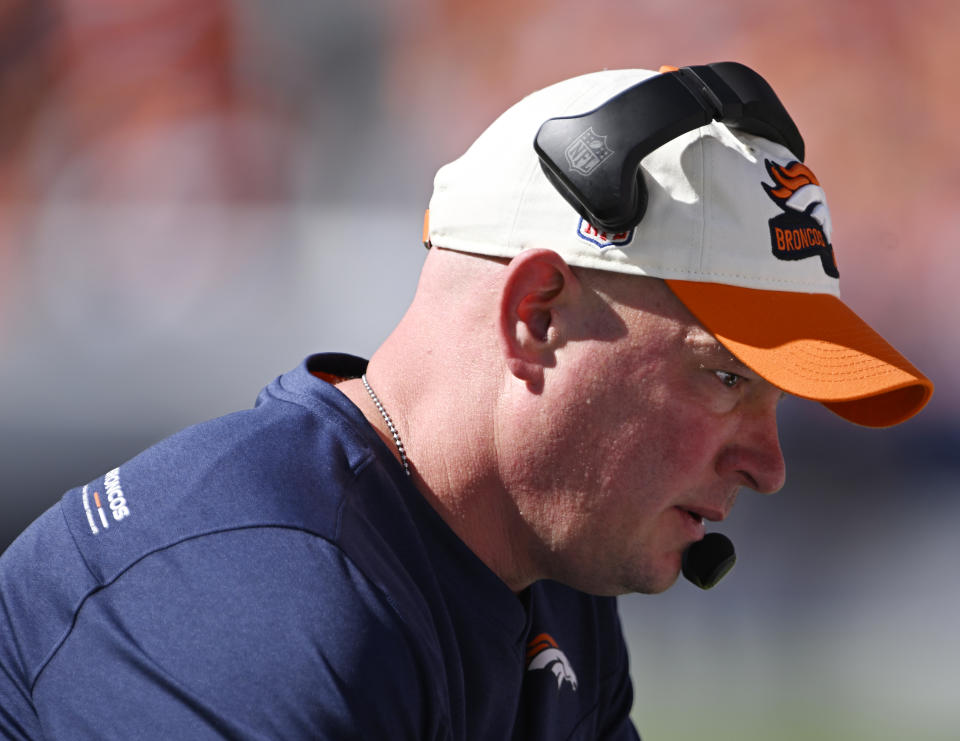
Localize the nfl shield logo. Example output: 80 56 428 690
564 127 614 175
576 218 634 249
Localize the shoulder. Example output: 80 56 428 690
31 527 444 738
6 528 446 739
1 357 452 737
55 359 382 587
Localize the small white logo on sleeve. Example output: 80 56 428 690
82 486 100 535
81 485 111 535
103 467 130 521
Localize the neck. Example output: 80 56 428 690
334 246 547 592
337 359 539 594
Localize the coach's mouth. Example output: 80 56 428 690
681 508 704 526
682 505 726 524
675 507 706 540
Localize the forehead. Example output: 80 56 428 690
579 267 734 346
683 324 747 368
600 275 752 370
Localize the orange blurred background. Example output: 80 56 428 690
2 2 957 739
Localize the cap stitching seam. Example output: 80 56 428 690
696 128 707 273
667 267 836 288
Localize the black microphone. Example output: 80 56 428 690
682 532 736 589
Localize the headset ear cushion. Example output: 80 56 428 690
538 159 649 232
701 62 805 161
632 169 649 227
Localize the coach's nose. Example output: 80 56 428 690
716 396 787 495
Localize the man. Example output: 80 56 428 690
0 64 932 739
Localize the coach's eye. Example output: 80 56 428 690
714 370 743 389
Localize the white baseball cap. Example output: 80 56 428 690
424 65 932 427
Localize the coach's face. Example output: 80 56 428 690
503 274 786 596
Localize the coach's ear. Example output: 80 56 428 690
498 249 581 392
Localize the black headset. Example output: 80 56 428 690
534 62 804 233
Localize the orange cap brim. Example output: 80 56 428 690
665 280 933 428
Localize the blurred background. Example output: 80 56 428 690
1 0 957 738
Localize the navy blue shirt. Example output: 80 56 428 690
0 354 639 740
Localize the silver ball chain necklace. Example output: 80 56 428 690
361 373 411 477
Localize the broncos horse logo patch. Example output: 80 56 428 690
526 633 578 692
763 160 839 278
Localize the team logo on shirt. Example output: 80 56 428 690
763 159 839 278
526 633 579 692
81 485 110 535
81 467 131 535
